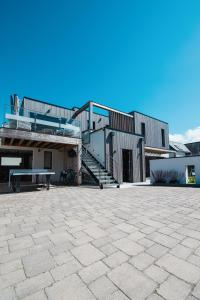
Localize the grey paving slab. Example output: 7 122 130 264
0 185 200 299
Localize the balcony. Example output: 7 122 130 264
2 104 81 139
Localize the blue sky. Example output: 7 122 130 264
1 0 200 139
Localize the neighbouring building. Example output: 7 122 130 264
0 94 171 190
150 156 200 185
185 142 200 156
169 141 191 157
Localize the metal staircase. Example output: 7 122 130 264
82 146 120 189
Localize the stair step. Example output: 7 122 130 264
99 180 116 184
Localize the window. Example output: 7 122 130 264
93 121 96 130
1 157 22 166
161 129 165 147
141 122 146 142
44 151 52 169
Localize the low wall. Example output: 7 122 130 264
150 156 200 184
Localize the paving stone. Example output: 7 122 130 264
157 275 191 300
22 250 55 277
113 238 144 256
0 259 22 275
187 254 200 267
16 272 53 299
48 232 73 244
108 263 157 300
104 251 128 269
170 244 192 259
130 252 155 270
92 236 113 248
0 287 17 300
8 236 34 251
0 269 26 290
156 253 200 284
148 232 178 248
181 237 200 249
192 281 200 298
103 290 129 300
79 261 109 284
147 295 164 300
51 258 82 281
116 223 137 233
137 238 154 248
45 273 95 300
32 230 51 239
23 290 48 300
100 243 117 255
54 251 74 265
71 243 105 266
89 275 118 299
128 231 146 241
84 226 107 239
178 228 200 240
144 264 168 284
146 243 169 258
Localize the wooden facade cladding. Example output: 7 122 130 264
133 112 169 149
109 111 134 134
105 128 145 183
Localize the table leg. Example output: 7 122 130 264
46 174 50 190
16 176 20 193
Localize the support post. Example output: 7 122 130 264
89 102 93 131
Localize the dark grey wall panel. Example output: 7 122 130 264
133 112 169 149
23 98 73 119
185 142 200 155
105 128 145 183
109 111 134 133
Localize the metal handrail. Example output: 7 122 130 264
82 146 121 186
81 146 103 188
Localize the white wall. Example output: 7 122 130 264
32 148 64 181
85 129 105 166
150 156 200 184
0 146 67 181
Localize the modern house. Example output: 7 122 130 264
0 95 170 190
169 141 191 157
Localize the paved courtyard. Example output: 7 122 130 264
0 186 200 299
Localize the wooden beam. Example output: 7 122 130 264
35 141 44 147
18 139 25 146
9 138 15 145
0 128 80 146
26 140 35 147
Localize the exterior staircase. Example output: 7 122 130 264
82 146 120 189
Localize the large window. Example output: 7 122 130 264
141 122 146 143
44 151 52 169
161 129 165 147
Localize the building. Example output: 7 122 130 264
169 141 191 157
0 95 170 190
150 156 200 185
185 142 200 156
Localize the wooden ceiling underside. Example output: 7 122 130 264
2 138 71 150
